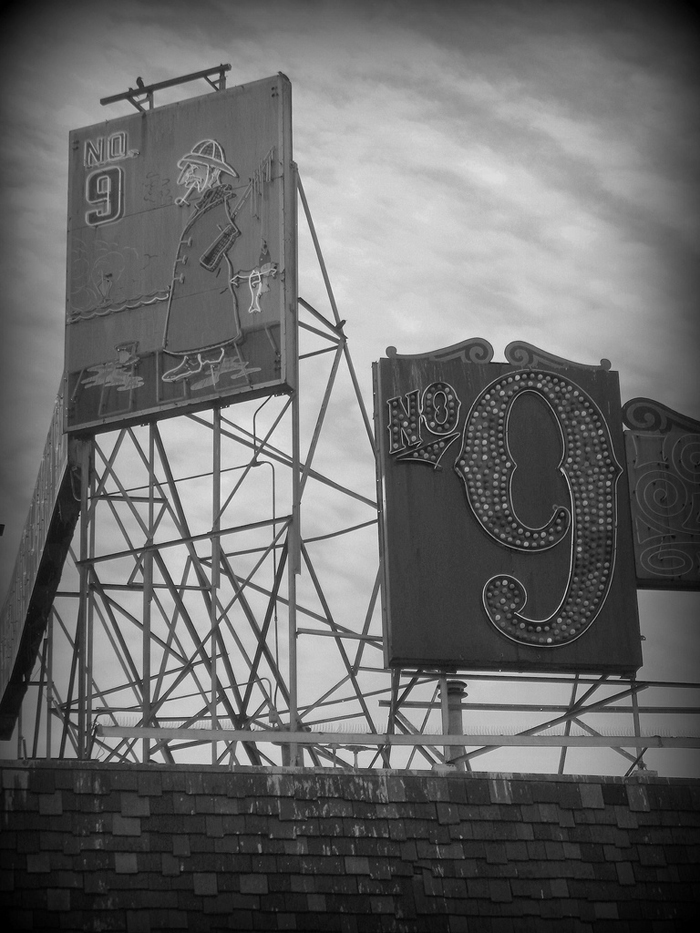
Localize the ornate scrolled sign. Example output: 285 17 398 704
374 340 642 673
623 398 700 589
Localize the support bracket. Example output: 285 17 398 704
100 64 231 112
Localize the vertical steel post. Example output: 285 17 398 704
287 384 301 766
439 675 450 763
46 611 53 758
142 425 154 762
286 168 301 766
211 408 221 765
77 441 93 759
558 675 579 775
446 680 468 769
86 460 96 757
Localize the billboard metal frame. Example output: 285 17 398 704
2 71 698 775
6 174 699 774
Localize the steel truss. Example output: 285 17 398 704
8 177 700 775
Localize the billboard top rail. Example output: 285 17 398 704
100 64 232 112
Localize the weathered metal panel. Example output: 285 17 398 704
374 340 642 674
0 389 82 737
64 74 296 433
623 398 700 589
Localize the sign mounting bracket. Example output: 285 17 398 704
100 64 231 112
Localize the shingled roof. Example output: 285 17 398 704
1 761 698 930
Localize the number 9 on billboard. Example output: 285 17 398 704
85 166 124 226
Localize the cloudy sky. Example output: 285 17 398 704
1 0 698 771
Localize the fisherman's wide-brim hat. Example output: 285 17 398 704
178 139 238 178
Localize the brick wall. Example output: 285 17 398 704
1 761 698 931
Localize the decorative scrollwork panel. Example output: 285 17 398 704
623 398 700 589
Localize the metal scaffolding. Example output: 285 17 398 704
3 177 699 775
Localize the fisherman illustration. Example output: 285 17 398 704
161 138 244 382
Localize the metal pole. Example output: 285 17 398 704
286 166 301 763
558 675 579 775
96 725 700 750
296 176 341 327
86 452 97 758
630 674 646 770
441 679 467 768
287 386 301 766
31 635 48 758
211 408 221 765
142 425 154 762
439 675 450 764
77 441 92 758
46 611 53 758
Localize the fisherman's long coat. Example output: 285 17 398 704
163 183 241 356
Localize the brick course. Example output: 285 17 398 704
1 762 698 931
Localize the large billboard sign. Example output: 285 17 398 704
64 74 295 433
374 339 642 674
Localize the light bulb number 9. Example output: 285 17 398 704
454 370 621 647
